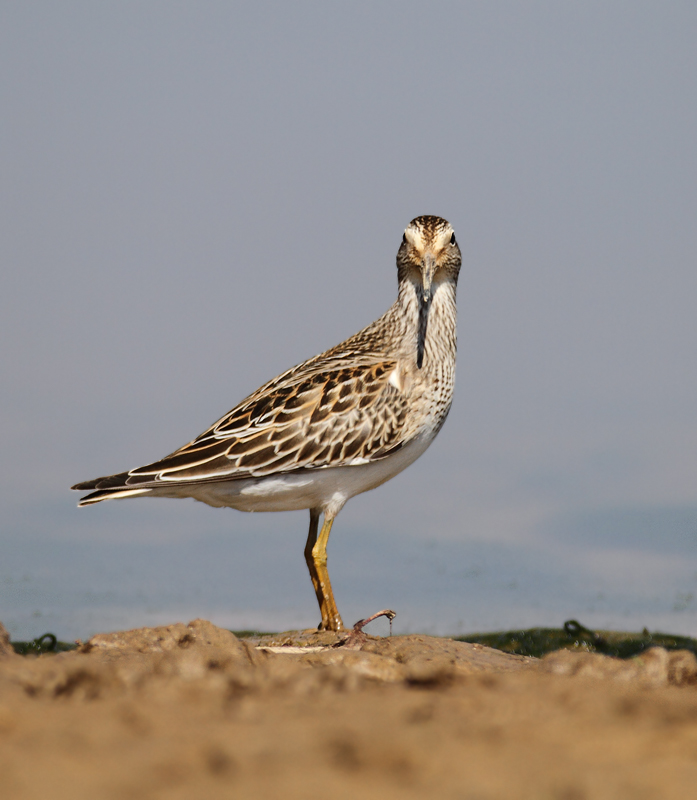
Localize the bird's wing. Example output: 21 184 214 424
77 357 410 491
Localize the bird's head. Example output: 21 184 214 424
397 215 461 303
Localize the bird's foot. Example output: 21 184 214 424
336 609 396 650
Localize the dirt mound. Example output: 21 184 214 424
0 621 15 660
2 619 697 799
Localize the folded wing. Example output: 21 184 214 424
72 358 409 501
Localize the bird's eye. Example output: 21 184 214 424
450 233 456 245
402 233 407 245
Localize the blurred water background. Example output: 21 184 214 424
2 3 696 640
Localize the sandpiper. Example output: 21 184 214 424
72 215 462 631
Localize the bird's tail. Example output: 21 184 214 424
71 472 153 506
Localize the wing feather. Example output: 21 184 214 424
75 354 411 495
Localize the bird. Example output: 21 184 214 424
72 215 461 632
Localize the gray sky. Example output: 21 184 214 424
2 2 697 639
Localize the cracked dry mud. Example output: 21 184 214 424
2 618 697 799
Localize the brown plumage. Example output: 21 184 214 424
72 215 462 631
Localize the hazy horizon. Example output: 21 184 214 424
2 3 696 640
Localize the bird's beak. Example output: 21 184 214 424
416 252 437 370
421 252 437 303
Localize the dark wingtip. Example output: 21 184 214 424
71 480 100 491
71 470 134 492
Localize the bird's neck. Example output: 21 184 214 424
392 278 458 369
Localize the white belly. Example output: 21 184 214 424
152 430 435 516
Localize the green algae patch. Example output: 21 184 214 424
229 629 278 639
457 619 697 659
12 633 77 656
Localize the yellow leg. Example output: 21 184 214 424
304 510 344 631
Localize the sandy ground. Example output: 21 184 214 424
2 619 697 799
